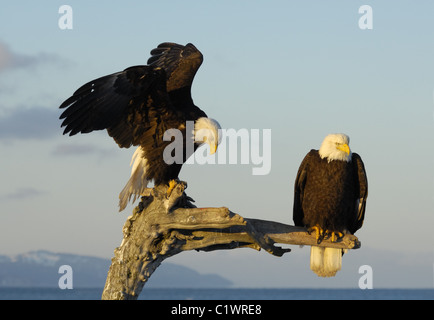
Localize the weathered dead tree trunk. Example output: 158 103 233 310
101 181 360 300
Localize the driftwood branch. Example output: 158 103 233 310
101 181 360 300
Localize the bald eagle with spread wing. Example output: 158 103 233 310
59 42 221 211
293 134 368 277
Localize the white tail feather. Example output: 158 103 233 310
118 147 149 212
310 246 342 277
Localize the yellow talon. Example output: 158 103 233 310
308 225 325 244
166 179 178 197
330 231 344 243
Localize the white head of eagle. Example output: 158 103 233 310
193 117 221 155
319 133 352 163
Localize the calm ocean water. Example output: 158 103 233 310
0 287 433 300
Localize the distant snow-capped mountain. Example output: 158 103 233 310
9 250 61 266
0 250 232 288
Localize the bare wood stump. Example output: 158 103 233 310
101 181 360 300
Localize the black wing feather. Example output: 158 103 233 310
59 65 173 147
293 150 315 227
350 153 368 234
59 72 123 134
147 42 203 91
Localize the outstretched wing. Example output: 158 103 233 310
293 150 315 227
59 43 205 148
349 153 368 234
147 42 203 92
59 65 177 148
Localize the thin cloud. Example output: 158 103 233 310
0 107 60 140
52 144 97 156
0 187 47 201
0 41 70 73
52 143 116 158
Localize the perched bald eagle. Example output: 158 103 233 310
59 42 221 211
293 134 368 277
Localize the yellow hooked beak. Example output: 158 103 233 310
209 143 218 155
337 143 350 155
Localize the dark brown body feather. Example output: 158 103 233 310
293 150 368 235
59 43 207 186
